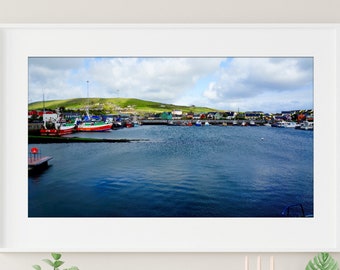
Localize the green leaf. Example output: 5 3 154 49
306 252 339 270
67 267 79 270
52 253 62 260
32 265 41 270
54 260 65 268
43 259 55 267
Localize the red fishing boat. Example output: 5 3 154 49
76 121 113 132
40 110 76 136
75 80 113 132
75 110 112 132
40 122 76 136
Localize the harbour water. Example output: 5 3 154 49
28 125 313 218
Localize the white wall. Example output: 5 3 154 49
0 0 339 23
1 252 340 270
1 0 340 269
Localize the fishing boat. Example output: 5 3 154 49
111 116 123 129
40 122 76 136
76 121 113 132
40 110 76 136
76 114 113 132
75 80 113 132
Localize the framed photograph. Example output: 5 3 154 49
0 24 338 251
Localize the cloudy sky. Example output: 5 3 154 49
28 57 313 113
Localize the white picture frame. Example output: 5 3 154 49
0 24 338 252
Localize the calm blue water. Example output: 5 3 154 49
28 125 313 217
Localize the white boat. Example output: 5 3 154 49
249 120 256 126
296 121 313 131
285 121 298 128
271 121 297 128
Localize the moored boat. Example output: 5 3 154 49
271 121 297 128
76 120 113 132
125 121 134 128
40 122 76 136
249 120 256 126
271 121 286 128
285 121 298 128
40 110 76 136
295 121 313 131
76 80 113 132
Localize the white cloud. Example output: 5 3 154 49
28 57 313 112
202 57 313 112
86 57 221 103
29 57 87 101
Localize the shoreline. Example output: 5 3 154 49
28 135 149 144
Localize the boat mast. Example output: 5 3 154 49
86 80 90 117
42 89 45 115
42 89 47 129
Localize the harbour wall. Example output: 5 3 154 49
141 119 266 125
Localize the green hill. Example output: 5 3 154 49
28 97 220 115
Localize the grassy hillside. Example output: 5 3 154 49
28 97 220 115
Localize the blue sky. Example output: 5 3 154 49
28 57 313 113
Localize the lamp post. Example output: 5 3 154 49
86 80 89 99
86 80 90 114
